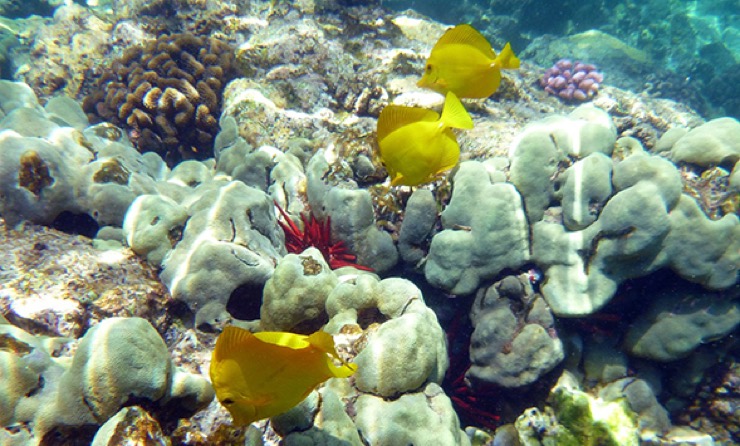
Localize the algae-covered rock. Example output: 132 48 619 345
0 317 212 442
516 372 640 446
353 383 470 446
261 247 339 331
623 288 740 361
515 370 681 445
159 181 283 319
425 161 530 295
91 406 168 446
548 385 638 446
668 117 740 166
532 137 739 316
306 150 398 273
467 275 563 388
599 378 671 440
509 105 617 223
326 276 448 397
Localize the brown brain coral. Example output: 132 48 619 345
83 33 235 165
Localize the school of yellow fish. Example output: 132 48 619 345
209 24 519 427
378 23 519 186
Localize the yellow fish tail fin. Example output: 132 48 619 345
307 330 339 355
438 129 462 173
441 91 473 130
307 331 358 378
496 42 520 70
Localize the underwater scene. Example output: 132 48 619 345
0 0 738 444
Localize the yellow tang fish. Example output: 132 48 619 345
417 24 520 99
377 91 473 187
210 326 357 425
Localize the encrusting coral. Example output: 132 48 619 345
83 33 235 165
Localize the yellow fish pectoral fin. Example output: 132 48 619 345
434 24 496 60
390 173 409 186
436 129 462 175
377 106 439 142
225 394 273 425
457 67 501 99
496 42 520 70
440 92 473 130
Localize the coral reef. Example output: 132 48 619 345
2 1 740 444
424 161 530 295
0 316 213 444
499 106 739 316
0 80 173 229
511 371 707 446
83 33 235 165
664 117 740 167
623 287 740 362
540 58 603 101
254 248 465 444
467 275 563 388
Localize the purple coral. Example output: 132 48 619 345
540 59 603 101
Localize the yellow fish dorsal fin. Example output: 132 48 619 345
495 42 520 70
377 105 439 142
440 92 473 130
433 24 495 60
214 326 256 361
253 331 311 350
307 331 358 378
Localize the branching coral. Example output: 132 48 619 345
83 33 235 165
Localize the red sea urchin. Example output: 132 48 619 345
274 202 373 271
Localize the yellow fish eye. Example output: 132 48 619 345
425 63 432 73
222 398 235 405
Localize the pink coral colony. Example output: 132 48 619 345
540 58 603 101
